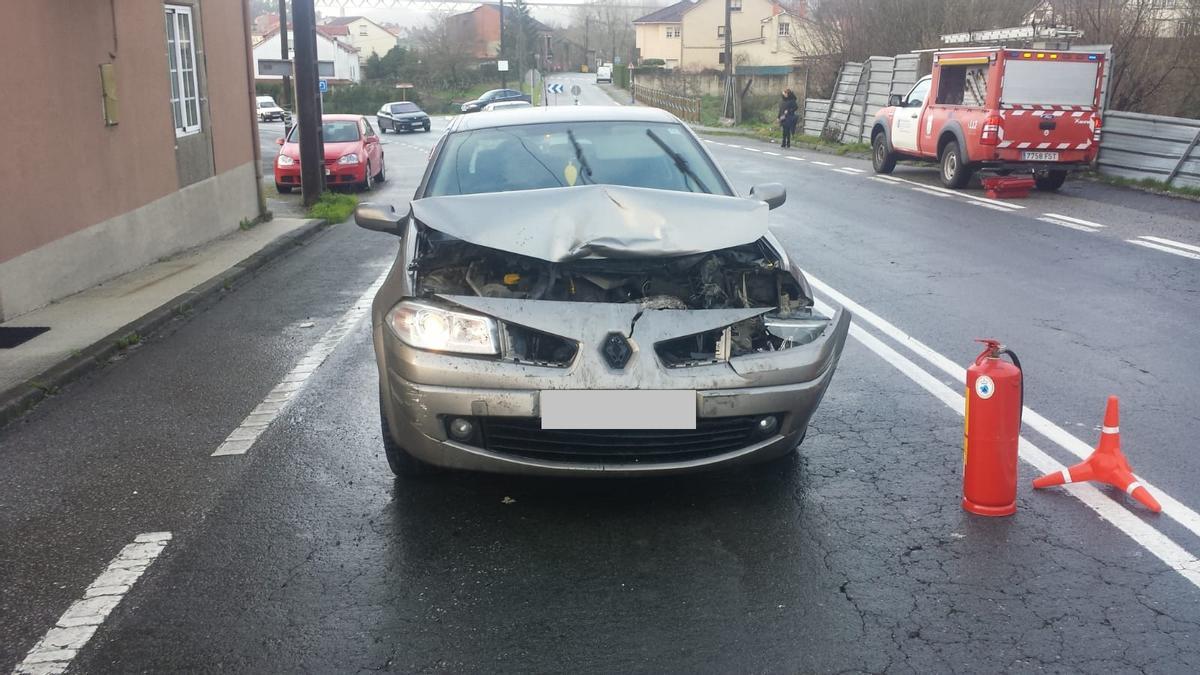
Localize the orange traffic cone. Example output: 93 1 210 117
1032 396 1161 513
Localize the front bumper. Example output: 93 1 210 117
376 297 851 476
274 161 366 187
391 117 429 131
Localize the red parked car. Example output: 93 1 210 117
274 114 386 193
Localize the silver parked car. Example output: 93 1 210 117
356 106 850 477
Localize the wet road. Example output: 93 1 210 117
3 75 1200 673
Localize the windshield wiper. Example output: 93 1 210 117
566 129 594 184
645 129 710 193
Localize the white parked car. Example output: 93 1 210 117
596 64 613 84
482 101 533 112
256 95 289 123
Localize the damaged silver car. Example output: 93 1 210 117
355 106 850 476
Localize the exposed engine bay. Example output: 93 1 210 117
413 233 831 367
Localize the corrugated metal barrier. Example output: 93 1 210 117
802 53 920 144
1098 111 1200 189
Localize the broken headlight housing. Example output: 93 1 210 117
386 301 499 355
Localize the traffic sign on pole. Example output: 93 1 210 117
318 79 328 94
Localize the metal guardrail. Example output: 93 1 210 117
632 83 701 122
1098 110 1200 189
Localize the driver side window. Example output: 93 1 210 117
907 78 931 108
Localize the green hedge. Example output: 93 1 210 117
613 64 630 89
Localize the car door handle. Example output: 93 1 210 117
910 113 919 118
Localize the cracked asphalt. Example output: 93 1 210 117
2 74 1199 673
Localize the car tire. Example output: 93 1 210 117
423 124 431 132
939 140 972 189
375 157 386 183
379 123 387 134
275 184 292 194
1034 169 1068 192
361 161 373 192
380 396 435 477
872 132 897 174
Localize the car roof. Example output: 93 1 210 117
321 114 363 121
386 101 421 106
448 105 680 132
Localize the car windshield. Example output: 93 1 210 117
426 121 729 197
481 89 503 100
391 103 420 113
286 120 361 143
258 101 274 109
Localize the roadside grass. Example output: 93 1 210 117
307 192 359 223
1089 173 1200 200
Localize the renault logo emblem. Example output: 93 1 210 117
601 332 633 369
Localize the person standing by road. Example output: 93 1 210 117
778 89 799 149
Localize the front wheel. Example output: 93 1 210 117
939 140 973 189
872 133 896 174
360 161 374 192
375 157 386 183
1034 170 1068 192
423 124 431 132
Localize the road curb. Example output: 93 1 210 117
0 218 331 429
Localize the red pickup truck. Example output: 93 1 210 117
871 48 1105 191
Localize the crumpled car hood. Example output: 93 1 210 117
409 184 768 262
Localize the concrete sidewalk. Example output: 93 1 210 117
0 217 326 425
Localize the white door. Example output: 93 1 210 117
891 77 930 153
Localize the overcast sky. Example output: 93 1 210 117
313 0 669 31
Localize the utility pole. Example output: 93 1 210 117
721 0 733 119
583 15 589 71
292 0 323 206
278 0 290 109
499 0 506 89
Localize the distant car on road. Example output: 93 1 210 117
274 114 385 193
482 100 533 112
256 95 289 123
596 64 613 84
461 89 531 113
352 105 849 477
376 101 431 133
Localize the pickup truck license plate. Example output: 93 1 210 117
1022 151 1059 161
540 390 696 429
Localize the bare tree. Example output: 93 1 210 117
410 12 476 89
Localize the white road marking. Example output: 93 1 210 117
786 156 805 161
886 175 1025 210
813 305 1200 589
911 186 951 198
1043 212 1106 228
1138 235 1200 255
212 268 390 456
839 167 866 173
763 151 780 156
971 201 1019 212
868 176 898 185
833 168 861 175
15 533 172 675
742 147 761 152
872 174 903 183
811 160 833 166
1128 239 1200 260
806 272 1200 548
726 144 742 149
1038 216 1099 232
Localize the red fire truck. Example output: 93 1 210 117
871 48 1106 191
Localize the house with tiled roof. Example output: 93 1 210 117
634 0 811 71
449 3 553 60
321 16 399 63
252 26 361 83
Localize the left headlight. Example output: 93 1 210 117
338 153 360 165
386 301 499 355
277 154 295 166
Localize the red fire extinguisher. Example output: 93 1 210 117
962 338 1023 516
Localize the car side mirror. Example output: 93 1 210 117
355 203 405 234
888 94 903 107
275 137 285 145
749 183 786 210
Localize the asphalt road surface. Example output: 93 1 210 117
3 74 1200 673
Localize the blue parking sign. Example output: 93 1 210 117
318 79 328 93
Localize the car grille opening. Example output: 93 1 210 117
476 414 781 464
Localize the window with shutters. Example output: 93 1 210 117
164 5 201 136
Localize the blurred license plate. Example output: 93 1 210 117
541 390 695 429
1022 151 1059 161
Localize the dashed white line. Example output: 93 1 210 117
885 175 1025 210
807 272 1200 552
839 167 866 173
811 160 833 166
15 532 172 675
1038 216 1099 232
212 267 390 456
1128 238 1200 260
742 147 761 152
807 277 1200 589
833 168 861 175
1043 212 1106 229
868 176 898 185
785 156 805 161
725 144 742 149
971 201 1019 212
872 174 903 183
911 186 951 198
1137 235 1200 255
763 151 780 156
